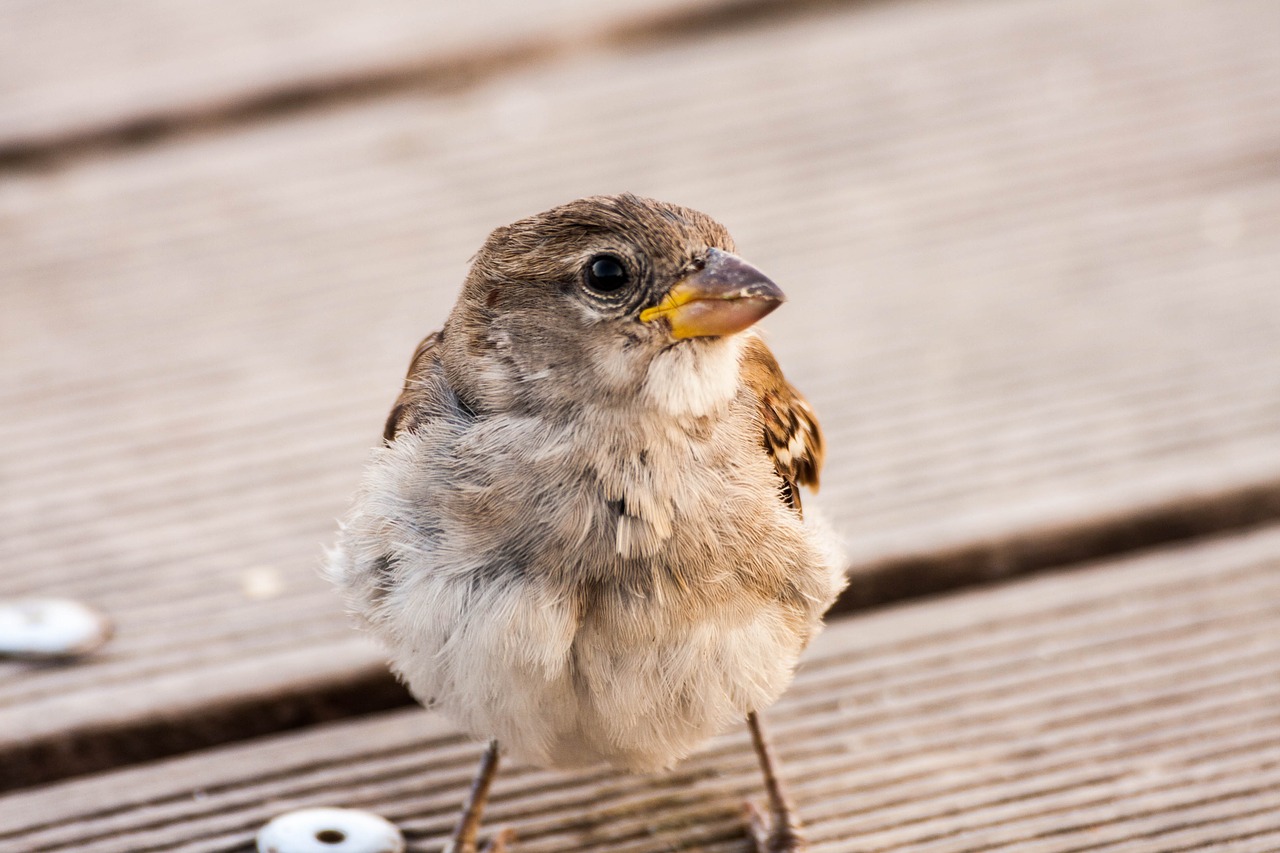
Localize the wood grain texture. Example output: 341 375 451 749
2 0 1280 786
4 525 1280 852
0 0 739 154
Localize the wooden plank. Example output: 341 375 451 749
0 0 737 155
4 525 1280 852
3 0 1280 788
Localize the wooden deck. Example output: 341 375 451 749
7 530 1280 851
3 0 1279 849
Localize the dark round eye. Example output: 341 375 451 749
584 255 630 294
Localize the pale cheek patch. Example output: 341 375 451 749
643 335 746 418
592 335 642 391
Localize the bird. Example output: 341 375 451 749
326 193 846 852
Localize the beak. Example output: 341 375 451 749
639 248 785 339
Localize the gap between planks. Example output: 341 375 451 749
7 500 1280 796
0 0 866 172
4 525 1280 851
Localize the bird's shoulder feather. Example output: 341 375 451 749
383 330 456 443
740 335 824 514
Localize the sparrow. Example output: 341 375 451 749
326 194 846 852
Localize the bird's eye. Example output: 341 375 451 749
584 255 630 294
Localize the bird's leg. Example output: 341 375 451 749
443 739 514 853
744 711 807 853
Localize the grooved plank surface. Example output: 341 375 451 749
0 0 729 151
4 0 1280 785
5 526 1280 851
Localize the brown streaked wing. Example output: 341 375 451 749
383 331 443 443
741 335 825 515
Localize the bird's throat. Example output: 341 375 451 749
642 334 747 419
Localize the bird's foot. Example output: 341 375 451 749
444 826 515 853
744 800 807 853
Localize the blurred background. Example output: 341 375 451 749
2 0 1279 795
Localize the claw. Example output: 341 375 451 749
744 800 807 853
480 827 516 853
744 712 808 853
446 827 514 853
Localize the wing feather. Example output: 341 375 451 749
383 331 445 443
741 335 825 515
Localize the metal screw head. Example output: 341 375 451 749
0 598 113 659
256 807 405 853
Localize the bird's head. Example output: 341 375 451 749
441 193 784 416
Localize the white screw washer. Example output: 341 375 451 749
0 598 113 658
257 807 405 853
